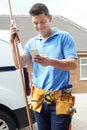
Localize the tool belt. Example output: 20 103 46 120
30 86 75 115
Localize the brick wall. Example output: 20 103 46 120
71 54 87 93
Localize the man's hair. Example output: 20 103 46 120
29 3 50 16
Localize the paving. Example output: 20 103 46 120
72 93 87 130
19 93 87 130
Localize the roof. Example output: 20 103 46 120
0 15 87 53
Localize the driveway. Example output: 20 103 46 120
19 93 87 130
72 93 87 130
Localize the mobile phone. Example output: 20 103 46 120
30 49 39 58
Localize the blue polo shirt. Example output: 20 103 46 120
24 28 77 90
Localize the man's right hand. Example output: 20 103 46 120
10 24 20 44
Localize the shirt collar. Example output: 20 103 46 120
36 27 60 40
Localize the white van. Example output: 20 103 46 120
0 30 35 130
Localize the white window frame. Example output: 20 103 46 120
80 57 87 80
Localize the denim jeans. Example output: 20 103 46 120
34 102 71 130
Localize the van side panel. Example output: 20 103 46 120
0 31 35 129
14 107 35 128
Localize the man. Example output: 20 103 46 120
10 3 77 130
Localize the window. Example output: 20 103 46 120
80 58 87 80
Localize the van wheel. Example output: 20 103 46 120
0 111 16 130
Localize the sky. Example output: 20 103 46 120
0 0 87 29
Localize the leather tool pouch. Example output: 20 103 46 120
30 87 45 112
55 94 75 115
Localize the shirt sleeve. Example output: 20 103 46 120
23 40 32 60
62 33 78 59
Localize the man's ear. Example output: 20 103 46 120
48 15 52 22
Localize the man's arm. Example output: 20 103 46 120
49 58 77 70
33 55 77 70
10 25 31 69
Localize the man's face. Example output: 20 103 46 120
31 13 52 36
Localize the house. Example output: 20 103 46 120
0 15 87 93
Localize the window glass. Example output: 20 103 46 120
80 58 87 80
